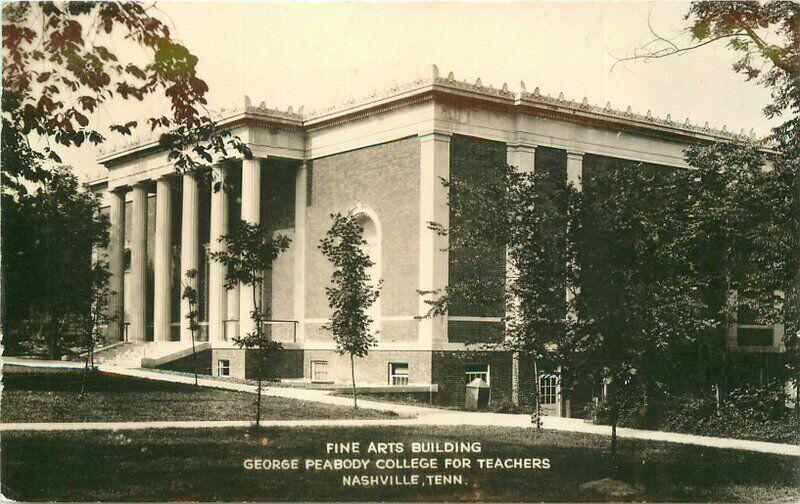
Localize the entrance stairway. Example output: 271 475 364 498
84 341 211 369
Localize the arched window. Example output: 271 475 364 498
352 206 382 334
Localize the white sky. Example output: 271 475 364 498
63 1 779 181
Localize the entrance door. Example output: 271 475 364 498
538 373 561 416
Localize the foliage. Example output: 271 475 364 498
211 220 291 424
592 380 799 444
685 1 799 149
621 0 800 414
421 158 581 427
78 260 112 369
681 143 798 405
320 212 381 409
1 1 250 196
1 167 109 358
566 160 712 454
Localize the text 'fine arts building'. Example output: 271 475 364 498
90 66 784 415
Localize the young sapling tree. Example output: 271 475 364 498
212 221 291 426
320 213 381 409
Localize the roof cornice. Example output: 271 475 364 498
98 65 772 164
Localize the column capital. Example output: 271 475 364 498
419 129 452 143
155 171 181 182
507 142 537 152
566 149 586 159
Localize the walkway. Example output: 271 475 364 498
3 358 799 457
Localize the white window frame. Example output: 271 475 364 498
465 363 490 385
539 373 559 405
217 359 230 377
388 362 410 386
311 360 329 383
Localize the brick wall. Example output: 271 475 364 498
447 135 506 343
157 349 213 375
431 350 513 406
261 159 298 323
304 137 421 343
211 348 304 380
303 349 432 385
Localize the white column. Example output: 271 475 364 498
239 158 261 337
506 143 537 405
293 162 308 343
108 188 126 342
180 172 200 343
506 144 536 173
153 176 173 342
563 150 584 419
130 183 148 342
209 165 229 342
418 131 451 348
565 152 584 321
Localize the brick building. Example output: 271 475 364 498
91 67 776 412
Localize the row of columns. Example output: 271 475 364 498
106 161 264 344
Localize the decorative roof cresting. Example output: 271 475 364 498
100 64 767 158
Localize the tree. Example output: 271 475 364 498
1 167 109 358
2 1 250 197
79 260 113 394
512 169 579 430
2 1 251 357
619 0 800 418
181 268 201 387
319 213 381 409
211 221 290 426
567 161 710 458
681 143 798 406
618 1 798 147
420 159 575 428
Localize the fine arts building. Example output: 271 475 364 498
90 66 785 414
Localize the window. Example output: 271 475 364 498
539 374 559 405
737 326 775 347
389 362 409 386
465 363 489 385
311 360 329 383
217 359 230 377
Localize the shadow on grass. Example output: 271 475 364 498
1 366 395 423
2 426 798 502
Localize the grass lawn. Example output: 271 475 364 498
1 425 798 502
0 365 395 423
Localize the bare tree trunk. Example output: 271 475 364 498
256 345 263 427
609 380 618 462
795 370 799 419
532 357 541 431
350 353 358 409
254 287 263 426
82 344 90 395
191 329 198 387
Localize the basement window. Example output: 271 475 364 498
311 360 329 383
465 363 490 385
389 362 410 386
217 359 230 377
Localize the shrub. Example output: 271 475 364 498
591 380 799 444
